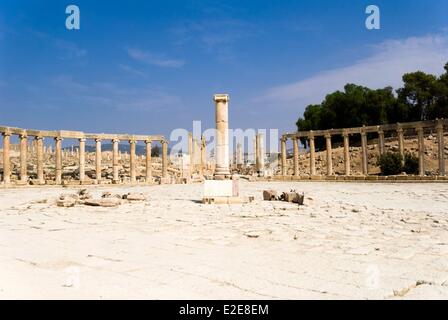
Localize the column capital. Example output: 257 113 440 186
342 129 349 137
213 94 229 103
324 132 332 139
2 131 11 137
415 125 424 133
79 138 86 142
396 124 403 133
112 138 119 143
35 135 44 141
145 139 152 144
280 136 287 143
95 138 102 142
129 139 137 144
54 136 63 141
308 131 315 139
435 119 444 130
19 131 28 139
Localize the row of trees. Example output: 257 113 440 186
296 63 448 139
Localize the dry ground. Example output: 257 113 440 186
0 181 447 299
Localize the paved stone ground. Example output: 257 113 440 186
0 182 447 299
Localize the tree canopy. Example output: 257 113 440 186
296 62 448 134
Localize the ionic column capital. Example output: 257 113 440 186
54 137 63 142
19 131 28 139
145 139 152 145
129 139 136 144
213 94 230 103
35 135 44 141
415 125 424 133
95 138 102 143
324 132 332 139
112 138 119 143
342 129 349 137
2 131 11 137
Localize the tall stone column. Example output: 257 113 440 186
378 129 385 155
236 143 243 169
35 136 44 184
416 126 425 176
325 132 333 176
256 133 265 173
213 94 230 179
54 137 62 185
95 138 102 183
129 139 136 183
19 133 28 183
79 138 86 183
112 139 119 184
309 132 316 176
2 132 11 184
200 136 206 175
436 119 445 176
188 133 194 176
397 125 405 163
361 130 368 176
280 137 287 176
145 139 152 183
162 140 168 178
343 130 350 176
292 137 299 176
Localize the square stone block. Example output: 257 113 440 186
204 180 239 197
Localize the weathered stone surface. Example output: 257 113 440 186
125 193 146 201
84 198 121 207
263 190 277 201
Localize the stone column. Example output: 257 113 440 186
54 137 62 184
188 133 194 176
343 130 350 176
236 143 243 168
378 129 385 155
361 129 368 176
79 138 86 183
417 126 425 176
213 94 230 179
145 139 152 183
19 133 28 183
256 133 265 173
112 139 119 184
280 137 287 176
35 136 44 184
129 139 136 183
2 132 11 184
436 119 445 176
397 125 405 162
95 138 102 183
309 132 316 176
292 137 299 176
200 136 206 175
162 140 168 178
325 132 333 176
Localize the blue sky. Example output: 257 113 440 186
1 0 448 139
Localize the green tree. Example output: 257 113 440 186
397 71 438 121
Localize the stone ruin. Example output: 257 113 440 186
1 95 447 186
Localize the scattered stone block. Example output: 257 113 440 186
125 193 146 201
263 190 277 201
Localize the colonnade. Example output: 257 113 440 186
0 126 168 185
280 119 446 177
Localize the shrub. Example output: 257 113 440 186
377 152 403 176
403 153 419 175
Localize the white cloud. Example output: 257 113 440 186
262 34 448 108
127 48 184 68
118 64 147 78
